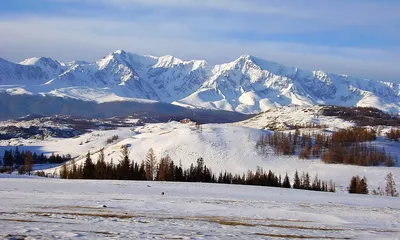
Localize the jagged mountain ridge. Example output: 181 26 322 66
0 50 399 114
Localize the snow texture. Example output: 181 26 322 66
0 178 399 239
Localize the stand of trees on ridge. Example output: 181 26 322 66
58 145 335 193
0 147 72 174
256 127 397 167
322 106 400 126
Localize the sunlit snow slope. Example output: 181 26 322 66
2 120 399 192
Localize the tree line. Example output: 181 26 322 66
256 127 397 167
348 173 398 197
1 147 72 174
59 145 335 193
387 128 400 141
322 106 400 126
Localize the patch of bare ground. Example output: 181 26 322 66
27 211 136 219
82 231 120 237
4 234 28 240
259 224 345 231
36 205 113 212
255 233 351 239
0 218 77 225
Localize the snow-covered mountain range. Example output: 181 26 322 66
1 50 399 114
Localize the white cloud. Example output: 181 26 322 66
1 0 400 82
0 16 399 83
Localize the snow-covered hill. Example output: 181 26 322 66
236 105 355 131
1 51 399 114
2 120 399 192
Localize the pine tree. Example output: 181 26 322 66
60 162 68 179
282 173 291 188
156 155 171 181
385 173 399 197
312 175 320 191
14 147 23 165
293 170 301 189
69 159 77 179
95 148 107 179
145 148 156 181
350 176 369 194
82 152 95 179
349 176 358 194
119 145 130 180
166 160 175 181
358 177 368 194
24 151 33 175
3 150 14 166
303 172 311 190
278 174 282 187
328 180 336 192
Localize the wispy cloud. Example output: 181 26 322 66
0 0 399 82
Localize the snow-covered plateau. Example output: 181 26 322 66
0 50 399 117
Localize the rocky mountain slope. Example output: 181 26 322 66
1 50 399 114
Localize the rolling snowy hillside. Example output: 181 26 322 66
0 50 399 115
1 119 399 192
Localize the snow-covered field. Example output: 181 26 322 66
0 177 399 239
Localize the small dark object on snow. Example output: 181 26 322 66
147 185 151 187
161 192 165 195
102 205 107 208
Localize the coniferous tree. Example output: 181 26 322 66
166 160 175 181
60 162 68 179
358 177 369 194
385 173 399 197
14 147 23 165
3 150 14 166
95 148 107 179
24 151 33 175
156 155 171 181
303 172 311 190
145 148 156 181
349 175 368 194
293 170 301 189
119 145 131 180
349 176 358 194
328 180 336 192
70 159 77 179
282 173 291 188
82 152 95 179
139 161 146 180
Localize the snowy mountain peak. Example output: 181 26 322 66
1 51 399 115
113 49 126 55
20 57 62 69
156 55 184 67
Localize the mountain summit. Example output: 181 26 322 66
0 50 399 114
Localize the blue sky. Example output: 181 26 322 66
0 0 399 82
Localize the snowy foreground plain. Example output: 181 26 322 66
1 176 400 239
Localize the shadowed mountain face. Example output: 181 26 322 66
0 92 253 122
0 50 399 115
